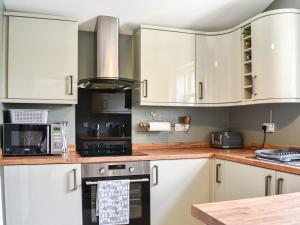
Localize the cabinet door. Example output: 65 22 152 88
8 16 78 102
150 159 210 225
252 13 300 100
4 164 82 225
196 31 242 104
140 29 196 104
226 161 276 200
214 160 276 201
213 159 228 202
276 171 300 194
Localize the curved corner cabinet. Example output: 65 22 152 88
196 29 242 104
134 10 300 107
251 12 300 102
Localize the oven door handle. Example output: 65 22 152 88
85 178 150 186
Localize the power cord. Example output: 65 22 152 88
261 125 267 148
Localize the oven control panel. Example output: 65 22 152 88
82 161 150 178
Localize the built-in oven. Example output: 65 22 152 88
81 161 150 225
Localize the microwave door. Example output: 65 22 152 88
3 124 49 156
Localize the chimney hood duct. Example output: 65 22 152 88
78 16 139 91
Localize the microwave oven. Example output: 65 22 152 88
2 123 64 156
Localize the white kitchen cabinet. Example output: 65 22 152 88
275 171 300 195
196 30 242 104
136 28 196 106
150 159 210 225
251 13 300 100
5 13 78 104
213 160 276 201
4 164 82 225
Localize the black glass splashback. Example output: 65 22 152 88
76 88 132 156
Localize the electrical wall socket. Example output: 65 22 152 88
263 123 275 133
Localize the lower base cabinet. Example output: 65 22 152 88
214 159 276 201
3 164 82 225
150 158 210 225
214 160 300 201
276 171 300 194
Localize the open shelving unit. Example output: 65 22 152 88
242 25 253 100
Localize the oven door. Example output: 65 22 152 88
82 175 150 225
2 124 49 156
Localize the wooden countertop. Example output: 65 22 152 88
192 192 300 225
1 142 300 175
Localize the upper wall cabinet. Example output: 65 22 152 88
251 13 300 101
135 28 196 106
196 30 242 104
133 10 300 107
3 12 78 104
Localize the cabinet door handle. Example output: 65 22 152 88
265 175 272 196
216 163 221 183
72 169 78 191
152 165 158 186
67 75 73 95
276 178 284 195
199 82 203 100
252 75 257 97
143 79 148 98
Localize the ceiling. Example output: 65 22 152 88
4 0 274 34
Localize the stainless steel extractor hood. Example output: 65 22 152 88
78 16 139 91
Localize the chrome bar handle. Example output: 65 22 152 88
67 75 73 95
72 169 78 191
265 175 272 196
142 79 148 98
216 163 221 183
46 125 50 154
199 82 203 100
85 178 150 186
252 75 257 97
276 178 284 195
152 165 158 186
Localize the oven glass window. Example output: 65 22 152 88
89 182 144 223
130 183 142 219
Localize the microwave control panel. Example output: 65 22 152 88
50 124 63 153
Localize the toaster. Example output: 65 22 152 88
211 131 243 149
